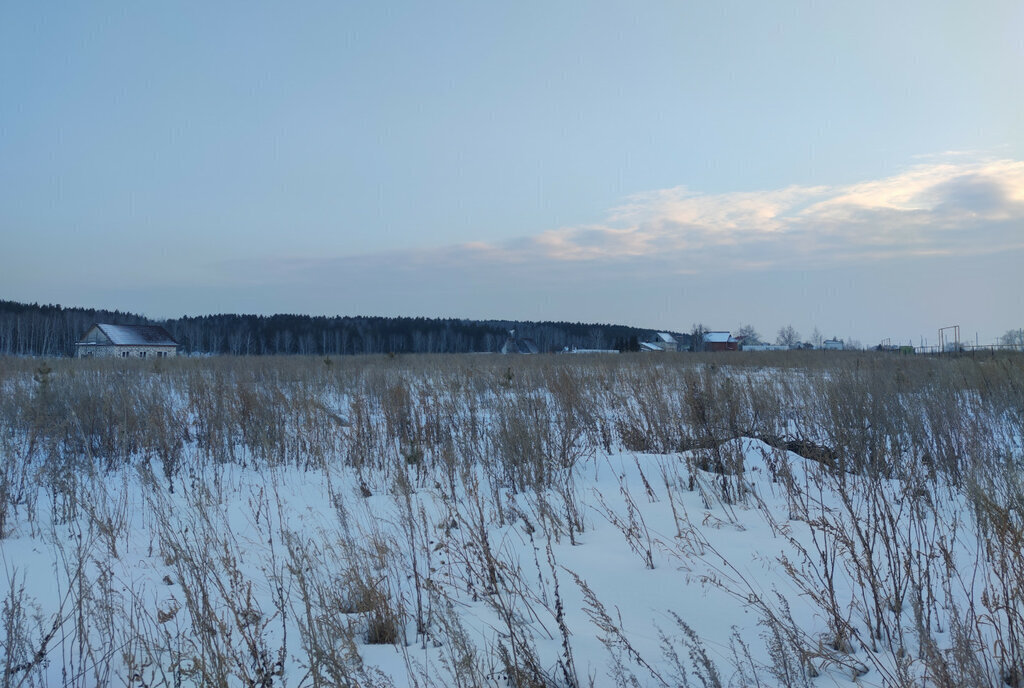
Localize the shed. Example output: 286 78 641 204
75 324 179 359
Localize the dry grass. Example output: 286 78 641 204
0 350 1021 686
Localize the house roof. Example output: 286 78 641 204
501 335 540 354
515 338 540 354
655 332 676 343
702 331 736 343
82 324 178 347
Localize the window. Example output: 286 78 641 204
121 351 129 358
139 351 146 358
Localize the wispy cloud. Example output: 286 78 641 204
475 156 1024 270
234 156 1024 286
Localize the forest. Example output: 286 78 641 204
0 300 664 356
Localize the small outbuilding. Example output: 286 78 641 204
75 323 179 359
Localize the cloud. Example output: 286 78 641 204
233 156 1024 288
454 156 1024 271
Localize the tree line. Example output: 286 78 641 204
0 301 151 357
0 300 660 356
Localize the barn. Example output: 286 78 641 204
75 324 179 359
702 331 739 352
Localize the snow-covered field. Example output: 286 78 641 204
1 353 1021 687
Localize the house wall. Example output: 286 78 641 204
76 344 177 359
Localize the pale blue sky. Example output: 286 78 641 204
2 1 1022 345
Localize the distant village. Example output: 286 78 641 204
3 300 1017 358
73 323 1024 359
74 324 850 359
559 330 846 355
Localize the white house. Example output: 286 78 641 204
823 339 845 351
75 324 179 359
641 332 679 352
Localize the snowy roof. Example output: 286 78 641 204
702 331 736 343
655 332 676 343
83 324 178 347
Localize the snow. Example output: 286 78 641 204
0 357 1020 687
0 442 979 687
91 323 178 346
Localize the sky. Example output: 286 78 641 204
1 1 1022 347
